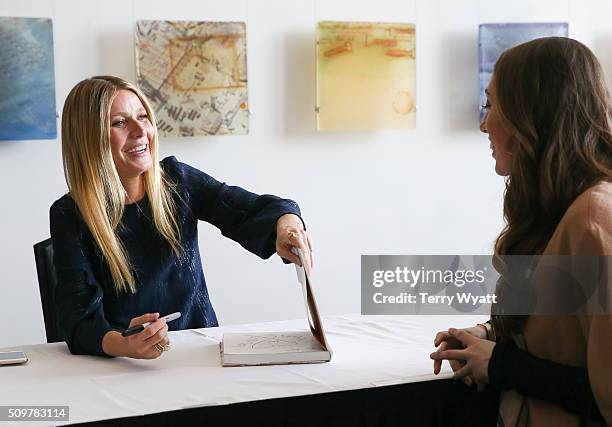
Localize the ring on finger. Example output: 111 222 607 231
154 343 164 353
287 231 299 240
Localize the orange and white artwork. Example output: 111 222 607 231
316 21 416 131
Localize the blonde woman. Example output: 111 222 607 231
50 76 312 359
431 38 611 425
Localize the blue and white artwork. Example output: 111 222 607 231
478 23 568 120
0 17 57 140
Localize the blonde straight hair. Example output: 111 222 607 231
61 76 181 293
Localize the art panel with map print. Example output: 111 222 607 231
135 20 249 137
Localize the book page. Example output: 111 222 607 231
223 331 325 355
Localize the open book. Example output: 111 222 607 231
221 248 332 366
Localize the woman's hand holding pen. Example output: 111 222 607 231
275 214 314 270
102 313 170 359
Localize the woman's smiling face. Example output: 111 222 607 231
109 90 154 181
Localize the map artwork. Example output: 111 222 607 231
135 20 249 137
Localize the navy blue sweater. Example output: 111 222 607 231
49 156 302 356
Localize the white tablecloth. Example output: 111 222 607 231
0 314 487 426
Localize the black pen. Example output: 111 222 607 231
121 312 181 337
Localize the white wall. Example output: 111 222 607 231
1 0 611 347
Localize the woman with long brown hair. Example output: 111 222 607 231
51 76 312 359
430 37 611 426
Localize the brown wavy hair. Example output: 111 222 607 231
489 37 612 340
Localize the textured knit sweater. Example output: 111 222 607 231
49 156 302 356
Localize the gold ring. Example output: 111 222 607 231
154 343 164 353
287 231 299 240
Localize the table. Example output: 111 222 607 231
0 314 498 426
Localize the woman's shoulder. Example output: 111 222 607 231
160 156 202 181
50 193 78 218
160 156 219 189
49 193 90 238
160 155 181 176
584 180 612 225
546 181 612 255
564 181 612 229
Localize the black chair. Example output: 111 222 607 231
33 238 64 343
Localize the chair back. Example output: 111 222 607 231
33 239 63 343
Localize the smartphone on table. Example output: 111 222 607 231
0 351 28 366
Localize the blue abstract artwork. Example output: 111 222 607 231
478 23 568 120
0 17 57 140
